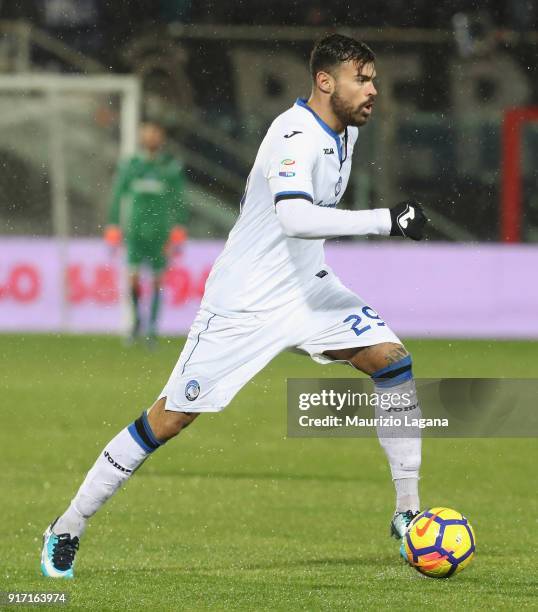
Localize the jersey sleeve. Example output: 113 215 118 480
265 131 317 206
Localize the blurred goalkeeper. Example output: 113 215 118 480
104 121 188 344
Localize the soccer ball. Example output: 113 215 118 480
403 507 476 578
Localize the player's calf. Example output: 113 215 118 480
41 398 198 577
368 349 422 547
364 349 422 508
147 397 198 440
325 343 422 535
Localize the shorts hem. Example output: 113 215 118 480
302 336 402 365
158 393 225 413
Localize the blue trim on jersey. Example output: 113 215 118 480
274 190 314 203
296 98 339 138
295 98 344 164
127 422 154 453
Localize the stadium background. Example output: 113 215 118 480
1 1 537 335
1 2 538 609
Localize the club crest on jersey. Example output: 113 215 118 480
279 158 296 177
335 176 342 196
185 379 200 401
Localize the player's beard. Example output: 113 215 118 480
330 87 371 128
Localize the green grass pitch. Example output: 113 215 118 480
1 335 537 610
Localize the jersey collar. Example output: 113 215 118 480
295 98 347 167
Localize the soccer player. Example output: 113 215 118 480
104 121 188 344
41 34 427 578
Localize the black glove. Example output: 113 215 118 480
390 200 427 241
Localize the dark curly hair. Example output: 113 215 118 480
310 34 375 81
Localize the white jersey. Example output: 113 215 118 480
201 98 359 313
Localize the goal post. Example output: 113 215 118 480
501 106 538 243
0 74 141 238
0 74 141 332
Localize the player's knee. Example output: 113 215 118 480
343 342 410 375
368 344 415 390
373 343 411 374
382 343 410 364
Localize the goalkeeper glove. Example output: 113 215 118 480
390 200 427 241
104 225 122 248
166 225 188 256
